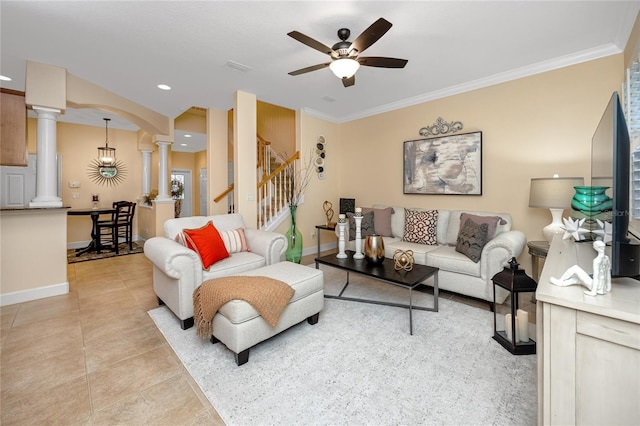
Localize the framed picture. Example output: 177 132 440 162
339 198 355 214
403 131 482 195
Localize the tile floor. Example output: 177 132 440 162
0 248 536 425
1 252 223 425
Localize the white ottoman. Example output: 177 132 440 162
209 261 324 365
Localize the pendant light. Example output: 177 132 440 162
97 118 116 166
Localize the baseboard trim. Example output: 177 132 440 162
0 281 69 306
302 241 337 258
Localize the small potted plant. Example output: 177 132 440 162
171 179 185 218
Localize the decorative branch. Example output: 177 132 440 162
286 148 314 207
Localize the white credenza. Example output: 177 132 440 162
536 237 640 425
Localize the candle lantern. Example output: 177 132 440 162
492 257 537 355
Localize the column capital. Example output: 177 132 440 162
153 133 173 145
31 106 61 117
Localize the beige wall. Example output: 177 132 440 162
175 108 207 134
21 51 630 268
170 150 207 217
257 101 296 156
29 119 144 245
194 150 206 216
290 54 624 271
171 151 194 170
1 210 68 304
273 112 342 246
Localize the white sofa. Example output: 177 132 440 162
144 214 287 329
344 206 527 307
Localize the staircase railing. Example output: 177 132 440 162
257 151 299 228
213 184 235 213
212 134 299 228
257 134 270 179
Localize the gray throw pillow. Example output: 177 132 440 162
347 211 375 241
362 206 394 237
459 213 506 240
455 218 489 263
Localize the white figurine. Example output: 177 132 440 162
550 240 611 296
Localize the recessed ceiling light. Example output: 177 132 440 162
184 134 192 138
181 143 187 147
0 75 12 81
157 84 171 90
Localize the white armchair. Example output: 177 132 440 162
144 213 287 329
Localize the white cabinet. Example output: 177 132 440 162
536 237 640 425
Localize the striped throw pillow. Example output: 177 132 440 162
219 228 249 253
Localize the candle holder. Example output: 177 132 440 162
492 257 537 355
353 208 364 259
91 193 100 209
336 214 347 259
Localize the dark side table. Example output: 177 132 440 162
527 240 550 283
315 224 336 257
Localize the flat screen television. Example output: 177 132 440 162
590 91 640 279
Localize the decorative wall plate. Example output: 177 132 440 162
316 135 326 180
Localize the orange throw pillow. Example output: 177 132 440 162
182 221 229 270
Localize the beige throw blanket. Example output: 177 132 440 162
193 276 295 339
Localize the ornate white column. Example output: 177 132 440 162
155 141 172 201
140 149 152 198
337 214 347 259
353 208 364 259
29 106 62 207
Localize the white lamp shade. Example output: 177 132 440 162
529 176 585 242
329 58 360 79
528 177 584 209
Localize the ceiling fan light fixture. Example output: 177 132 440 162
329 58 360 79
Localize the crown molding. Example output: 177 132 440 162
335 44 623 124
300 107 340 123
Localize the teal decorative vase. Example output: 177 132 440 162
285 205 303 263
571 186 613 218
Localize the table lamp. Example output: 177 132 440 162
529 175 584 242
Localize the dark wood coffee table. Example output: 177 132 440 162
315 251 439 335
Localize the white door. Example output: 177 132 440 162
171 169 192 218
199 167 207 216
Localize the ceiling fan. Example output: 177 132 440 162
287 17 408 87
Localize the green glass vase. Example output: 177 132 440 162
571 185 613 217
285 205 303 263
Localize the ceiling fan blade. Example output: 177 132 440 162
288 62 331 76
342 75 355 87
358 56 408 68
287 31 336 56
349 18 393 55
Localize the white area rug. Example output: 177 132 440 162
149 264 537 425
